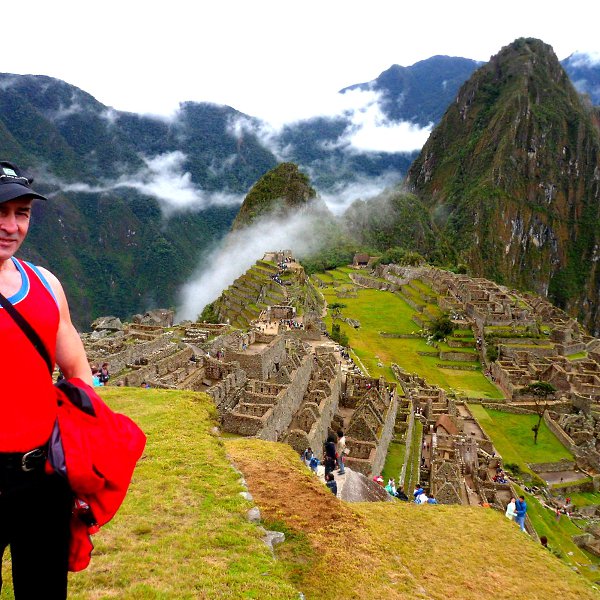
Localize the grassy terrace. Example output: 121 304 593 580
403 419 423 494
467 406 600 580
381 438 407 484
467 405 574 474
319 269 502 398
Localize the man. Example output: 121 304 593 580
0 160 92 599
515 495 528 532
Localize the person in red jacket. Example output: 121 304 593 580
0 160 92 599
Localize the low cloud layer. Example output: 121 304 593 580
342 102 432 153
567 51 600 68
226 87 431 160
176 210 326 322
318 173 403 215
59 151 243 214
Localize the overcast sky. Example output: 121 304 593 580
4 1 599 126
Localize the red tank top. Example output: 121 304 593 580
0 258 59 452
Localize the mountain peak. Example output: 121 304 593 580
231 162 317 231
407 37 600 332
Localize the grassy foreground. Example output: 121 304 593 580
3 388 597 599
2 388 297 600
227 438 599 599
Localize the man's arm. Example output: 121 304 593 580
38 267 93 386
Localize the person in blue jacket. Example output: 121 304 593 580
515 495 527 531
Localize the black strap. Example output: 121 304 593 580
0 291 54 376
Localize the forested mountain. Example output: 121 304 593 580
1 43 599 327
231 163 317 230
407 38 600 333
0 74 264 326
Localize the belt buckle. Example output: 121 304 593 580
21 448 44 472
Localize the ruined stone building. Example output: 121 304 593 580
342 374 399 476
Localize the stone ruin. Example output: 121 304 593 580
84 255 600 520
283 347 341 456
389 365 508 507
342 374 399 476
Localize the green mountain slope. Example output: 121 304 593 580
231 162 317 230
407 38 600 333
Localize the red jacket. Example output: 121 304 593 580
47 378 146 571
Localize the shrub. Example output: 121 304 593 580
428 314 454 341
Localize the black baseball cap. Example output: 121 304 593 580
0 161 47 204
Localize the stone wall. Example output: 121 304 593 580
528 459 576 473
481 403 535 415
226 336 286 380
345 387 399 476
284 357 342 456
120 346 194 388
543 412 577 453
439 351 477 362
256 353 313 441
97 336 175 374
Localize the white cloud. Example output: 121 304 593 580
226 115 288 161
0 75 19 90
568 51 600 68
44 101 84 121
59 151 244 214
239 87 431 159
176 210 327 322
319 173 402 215
345 107 432 153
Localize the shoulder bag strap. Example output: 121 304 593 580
0 291 54 376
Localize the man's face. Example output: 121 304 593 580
0 197 33 263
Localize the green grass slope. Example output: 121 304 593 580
3 388 596 599
228 438 599 599
319 268 502 398
1 388 298 600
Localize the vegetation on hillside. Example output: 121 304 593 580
231 162 317 230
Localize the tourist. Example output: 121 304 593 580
91 366 102 387
309 454 320 473
324 435 337 476
413 485 424 499
417 491 429 504
395 487 409 501
515 495 527 531
301 447 313 465
505 497 517 520
336 429 346 475
0 160 93 598
325 472 337 496
99 362 110 385
427 495 438 504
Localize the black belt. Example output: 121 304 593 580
0 447 47 473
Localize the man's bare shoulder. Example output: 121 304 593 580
36 266 66 299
